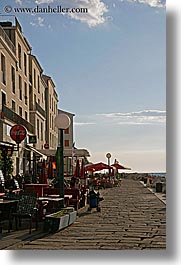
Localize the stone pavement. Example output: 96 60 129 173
1 179 166 250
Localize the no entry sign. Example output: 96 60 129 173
10 125 27 144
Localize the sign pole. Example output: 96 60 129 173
10 125 27 176
17 143 20 176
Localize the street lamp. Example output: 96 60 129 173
106 153 111 180
55 114 71 200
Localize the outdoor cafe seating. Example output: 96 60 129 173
10 193 38 234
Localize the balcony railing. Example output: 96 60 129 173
35 102 46 118
2 105 34 133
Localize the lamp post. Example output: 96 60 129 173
55 114 71 199
106 152 111 180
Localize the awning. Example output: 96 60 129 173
0 141 15 148
26 145 47 160
36 148 90 158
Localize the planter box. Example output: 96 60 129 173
44 207 77 233
68 211 77 225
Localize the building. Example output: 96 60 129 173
0 18 33 176
0 18 59 178
29 54 46 150
0 17 90 180
42 74 58 150
58 109 75 150
39 109 90 176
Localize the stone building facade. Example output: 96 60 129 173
0 17 90 180
0 18 58 177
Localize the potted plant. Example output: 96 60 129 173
44 207 77 233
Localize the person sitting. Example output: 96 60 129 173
75 178 80 190
70 176 76 188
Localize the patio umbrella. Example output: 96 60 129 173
39 159 47 184
47 156 54 179
85 162 112 172
74 159 80 178
80 159 85 179
111 163 131 170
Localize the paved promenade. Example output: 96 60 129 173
1 179 166 250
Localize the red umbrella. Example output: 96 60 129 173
39 159 47 184
111 163 131 170
74 159 80 178
80 159 85 179
48 156 54 179
85 162 112 172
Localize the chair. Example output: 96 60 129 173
11 194 38 234
64 188 81 211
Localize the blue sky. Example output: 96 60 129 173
0 0 166 172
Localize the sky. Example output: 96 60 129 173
0 0 166 172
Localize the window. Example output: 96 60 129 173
34 69 36 88
12 100 16 112
52 98 53 111
11 66 15 93
19 75 22 100
38 75 40 93
41 122 43 141
64 127 69 134
24 53 27 76
37 119 39 139
49 95 51 108
34 94 36 104
6 125 11 137
38 98 40 104
18 44 21 69
1 91 6 106
50 114 51 128
24 82 27 105
64 140 69 147
50 133 52 147
1 53 6 85
19 106 22 117
25 111 28 120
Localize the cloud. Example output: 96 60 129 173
15 0 23 4
96 110 166 125
35 0 108 27
126 0 165 8
30 16 46 27
74 122 96 126
35 0 54 3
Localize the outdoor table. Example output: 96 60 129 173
38 197 64 219
42 194 72 206
38 197 64 202
24 184 49 197
64 195 72 207
0 199 18 233
0 193 5 198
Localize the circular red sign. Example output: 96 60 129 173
44 143 49 149
10 125 27 144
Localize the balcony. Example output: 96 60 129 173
35 102 46 118
2 105 34 133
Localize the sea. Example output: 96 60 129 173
149 172 166 178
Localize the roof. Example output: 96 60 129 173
29 54 43 73
58 109 75 117
37 148 90 157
